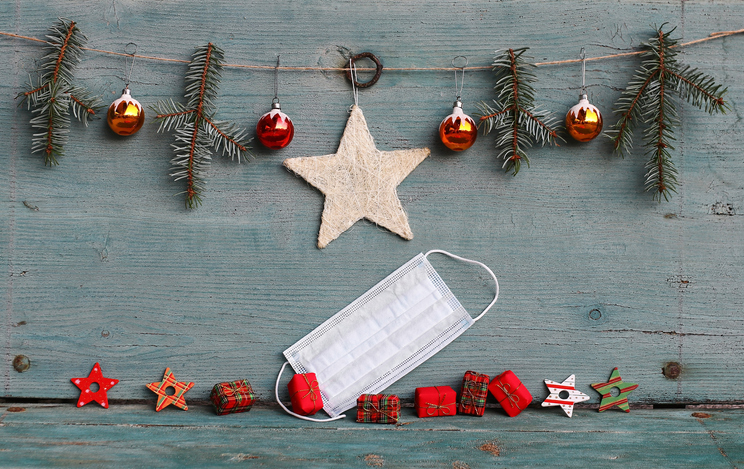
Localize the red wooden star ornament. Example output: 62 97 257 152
71 362 119 408
146 367 194 412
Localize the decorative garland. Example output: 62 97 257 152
8 22 740 203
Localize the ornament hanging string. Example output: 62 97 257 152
124 42 137 88
452 55 467 100
579 47 586 95
0 28 742 71
273 55 280 103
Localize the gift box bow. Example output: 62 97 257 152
358 394 400 423
492 377 526 410
293 374 321 406
424 386 455 416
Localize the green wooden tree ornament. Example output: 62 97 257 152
607 25 728 201
477 48 563 175
18 18 102 166
152 43 252 208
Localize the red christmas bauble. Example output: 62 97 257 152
439 105 477 151
256 105 294 150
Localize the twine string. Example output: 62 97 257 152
0 28 741 71
362 399 398 421
425 386 453 416
494 378 523 409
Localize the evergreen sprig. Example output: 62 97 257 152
18 18 102 165
477 48 562 175
152 43 252 208
607 25 728 201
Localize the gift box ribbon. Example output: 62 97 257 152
425 386 454 416
362 399 399 422
493 378 524 410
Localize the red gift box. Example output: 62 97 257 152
288 373 323 416
459 370 490 416
210 379 255 416
356 394 400 424
414 386 457 418
488 370 532 417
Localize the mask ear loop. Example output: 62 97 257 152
424 249 499 323
275 361 347 422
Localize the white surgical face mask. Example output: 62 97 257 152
275 249 499 422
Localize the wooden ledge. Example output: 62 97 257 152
1 404 742 467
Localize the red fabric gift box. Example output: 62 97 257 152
414 386 457 418
210 379 255 415
488 370 532 417
459 370 490 416
356 394 400 424
288 372 323 416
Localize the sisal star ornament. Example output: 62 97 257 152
71 362 118 408
284 105 430 248
541 374 590 418
146 367 195 412
591 367 639 413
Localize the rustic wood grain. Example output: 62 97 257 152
0 0 742 413
1 404 742 467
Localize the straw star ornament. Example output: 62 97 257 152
284 105 430 248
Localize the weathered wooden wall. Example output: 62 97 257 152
1 0 742 410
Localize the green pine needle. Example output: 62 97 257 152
152 43 253 209
18 18 102 166
476 48 562 175
607 24 728 201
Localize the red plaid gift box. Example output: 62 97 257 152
459 370 490 416
414 386 457 418
288 373 323 416
210 379 255 415
488 370 532 417
356 394 400 424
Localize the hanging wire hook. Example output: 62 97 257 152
349 57 359 108
273 55 280 104
124 42 138 89
579 47 587 96
452 56 468 100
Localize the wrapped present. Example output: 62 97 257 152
210 379 255 416
459 370 490 416
288 373 323 416
488 370 532 417
356 394 400 424
414 385 457 418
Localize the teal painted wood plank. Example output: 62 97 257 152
0 404 740 467
0 0 743 409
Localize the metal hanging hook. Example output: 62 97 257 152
124 42 138 89
349 58 359 108
273 55 280 103
579 47 587 96
452 56 468 100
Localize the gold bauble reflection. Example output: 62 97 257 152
439 106 477 151
566 97 603 142
107 89 145 136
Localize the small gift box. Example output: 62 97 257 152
488 370 533 417
210 379 255 416
459 370 490 416
414 385 457 418
356 394 401 424
288 373 323 416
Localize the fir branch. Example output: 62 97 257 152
152 43 253 208
17 18 102 166
608 25 728 201
476 48 562 175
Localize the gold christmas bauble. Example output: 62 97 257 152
566 95 602 142
107 88 145 136
439 103 477 151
